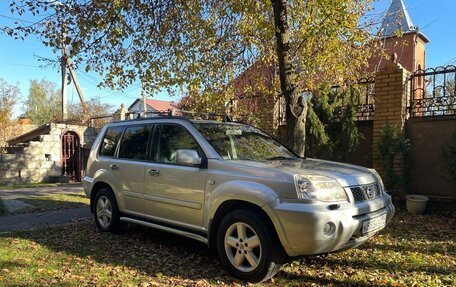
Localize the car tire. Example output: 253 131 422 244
216 209 283 282
94 188 123 233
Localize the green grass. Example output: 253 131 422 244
16 193 89 213
0 193 89 215
0 212 454 287
0 183 61 190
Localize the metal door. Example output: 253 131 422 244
62 131 81 182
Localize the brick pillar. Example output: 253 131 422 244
372 62 410 177
112 104 128 121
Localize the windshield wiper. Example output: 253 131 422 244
266 156 295 160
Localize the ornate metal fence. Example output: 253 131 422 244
408 65 456 117
356 77 375 120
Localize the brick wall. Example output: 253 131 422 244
372 62 409 178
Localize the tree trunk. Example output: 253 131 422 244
271 0 307 157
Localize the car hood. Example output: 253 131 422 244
230 158 377 187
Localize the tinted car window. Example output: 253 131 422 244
154 124 199 163
194 123 296 160
99 126 124 157
118 125 151 160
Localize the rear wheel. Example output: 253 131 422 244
217 209 283 282
94 188 122 233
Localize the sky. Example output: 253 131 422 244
1 0 456 117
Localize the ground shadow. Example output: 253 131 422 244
1 211 454 286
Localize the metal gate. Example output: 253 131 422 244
407 65 456 117
62 131 81 182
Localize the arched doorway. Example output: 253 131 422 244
62 131 81 182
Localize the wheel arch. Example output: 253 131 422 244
208 199 284 256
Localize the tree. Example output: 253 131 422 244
24 79 61 125
24 79 113 126
68 98 114 119
68 98 115 128
7 0 375 155
0 78 19 148
306 85 362 161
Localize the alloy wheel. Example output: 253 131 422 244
96 195 112 228
224 222 262 272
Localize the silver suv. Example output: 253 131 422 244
84 117 395 282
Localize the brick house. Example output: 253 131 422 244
368 0 429 74
230 0 428 136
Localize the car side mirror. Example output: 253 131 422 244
175 149 202 166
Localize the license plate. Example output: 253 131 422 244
362 214 386 235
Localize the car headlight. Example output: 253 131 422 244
368 168 385 193
294 175 348 202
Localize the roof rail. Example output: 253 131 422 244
124 109 232 123
178 110 232 122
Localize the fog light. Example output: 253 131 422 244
323 222 336 237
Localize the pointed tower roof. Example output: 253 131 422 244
380 0 415 37
379 0 429 42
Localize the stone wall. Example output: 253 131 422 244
0 123 98 185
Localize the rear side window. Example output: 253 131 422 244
99 126 124 157
118 125 151 160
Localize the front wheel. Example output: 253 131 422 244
216 209 283 282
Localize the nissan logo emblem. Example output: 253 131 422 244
366 186 374 198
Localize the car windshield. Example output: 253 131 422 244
194 123 297 161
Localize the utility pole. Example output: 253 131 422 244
61 22 68 121
67 57 88 114
142 81 147 117
60 19 87 122
61 46 68 121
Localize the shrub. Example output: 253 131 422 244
377 124 410 194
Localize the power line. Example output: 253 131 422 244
0 61 41 68
0 14 35 24
96 82 141 99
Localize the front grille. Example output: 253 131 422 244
350 183 381 202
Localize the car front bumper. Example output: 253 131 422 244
82 176 93 198
264 193 395 257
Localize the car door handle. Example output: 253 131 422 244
110 164 119 170
148 169 160 176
